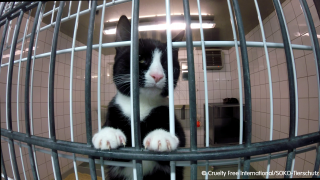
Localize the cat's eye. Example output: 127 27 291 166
139 55 146 64
139 59 146 64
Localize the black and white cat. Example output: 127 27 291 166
92 15 186 180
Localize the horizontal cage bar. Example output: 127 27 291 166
1 129 319 161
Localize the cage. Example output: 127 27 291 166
0 0 319 180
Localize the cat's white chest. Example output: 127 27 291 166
115 92 168 121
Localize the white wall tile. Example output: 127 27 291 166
274 99 281 115
274 114 281 131
275 49 286 65
297 77 309 98
45 29 53 45
287 19 300 40
268 50 278 67
296 13 308 35
299 98 309 119
308 97 319 120
279 81 289 98
273 30 283 44
305 53 317 76
271 66 280 82
291 0 303 17
295 56 308 78
270 14 280 33
283 2 296 23
280 98 289 116
264 20 273 38
278 63 288 81
280 115 289 134
308 75 318 97
308 120 319 133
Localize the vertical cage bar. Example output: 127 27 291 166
30 3 46 179
276 0 299 176
231 0 252 178
68 1 72 18
16 10 31 180
97 0 106 179
195 0 210 179
24 2 43 180
272 0 298 177
182 0 198 179
299 0 320 177
130 0 143 179
253 0 274 178
130 2 137 180
164 0 176 179
5 19 12 48
226 0 244 178
5 9 24 180
165 0 176 142
0 19 9 74
5 2 14 47
69 2 82 180
1 148 7 180
7 141 18 180
51 1 56 26
5 2 15 48
84 0 98 179
48 2 66 180
0 2 5 17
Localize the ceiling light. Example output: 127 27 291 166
104 14 215 35
106 13 210 22
103 22 215 35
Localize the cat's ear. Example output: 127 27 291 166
172 30 185 42
116 15 131 42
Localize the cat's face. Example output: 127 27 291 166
113 15 184 98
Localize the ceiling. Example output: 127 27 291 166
35 0 285 55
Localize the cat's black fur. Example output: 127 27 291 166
99 15 185 180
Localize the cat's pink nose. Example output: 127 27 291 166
151 73 164 83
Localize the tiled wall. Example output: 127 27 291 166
175 49 232 147
229 0 320 178
0 14 110 180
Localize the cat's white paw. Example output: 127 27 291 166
143 129 179 152
92 127 126 150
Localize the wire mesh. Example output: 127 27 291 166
0 0 319 180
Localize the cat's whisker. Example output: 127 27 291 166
113 78 129 80
117 84 130 90
114 81 130 84
114 83 130 88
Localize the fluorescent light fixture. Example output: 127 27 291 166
103 22 215 35
106 13 210 22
